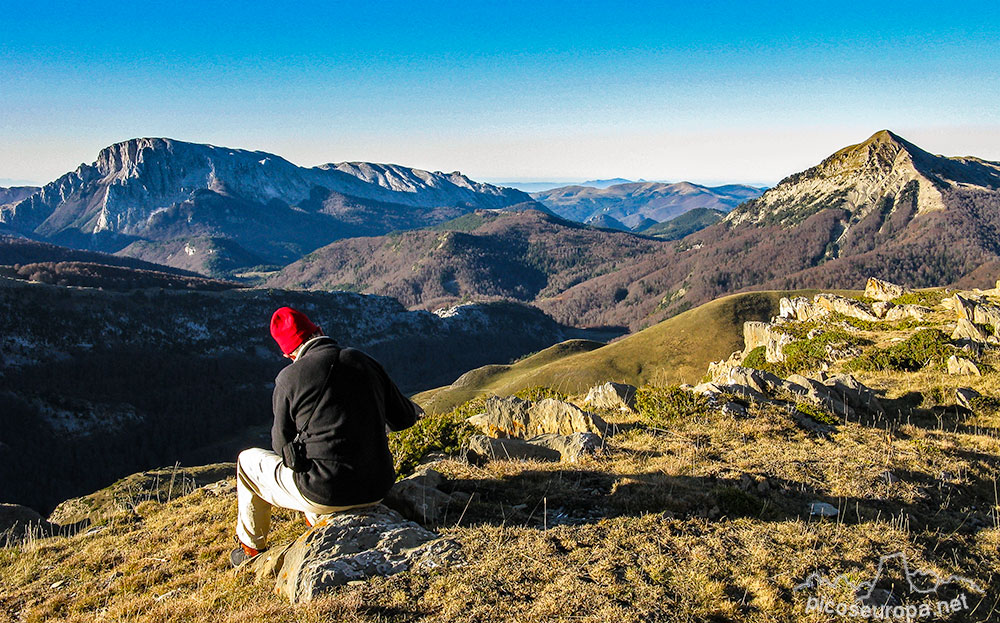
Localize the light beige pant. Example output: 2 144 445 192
235 447 379 550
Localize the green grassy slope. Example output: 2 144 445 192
415 289 837 414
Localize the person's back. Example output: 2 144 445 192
230 306 419 567
271 338 417 506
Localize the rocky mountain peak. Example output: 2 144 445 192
726 130 954 227
819 130 934 180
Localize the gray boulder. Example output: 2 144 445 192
809 501 839 517
467 396 609 439
952 318 989 342
383 468 454 526
865 277 910 302
955 387 981 410
783 373 883 418
582 382 637 412
714 365 783 395
526 432 604 462
250 504 460 603
464 434 561 463
947 355 981 376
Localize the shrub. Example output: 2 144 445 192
763 329 872 376
795 402 838 426
827 312 922 332
513 386 568 402
889 290 948 307
388 399 480 476
847 329 954 372
635 386 711 427
741 346 766 369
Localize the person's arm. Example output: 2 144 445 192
372 360 419 432
271 378 296 454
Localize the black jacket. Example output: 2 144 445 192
271 337 418 506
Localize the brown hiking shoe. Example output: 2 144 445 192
229 537 263 568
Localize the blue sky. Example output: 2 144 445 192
2 1 998 186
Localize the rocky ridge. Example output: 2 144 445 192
0 138 531 268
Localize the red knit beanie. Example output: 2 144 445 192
270 307 320 355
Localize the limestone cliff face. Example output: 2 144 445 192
0 138 531 263
727 130 1000 229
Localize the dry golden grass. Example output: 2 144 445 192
4 287 1000 621
3 393 998 622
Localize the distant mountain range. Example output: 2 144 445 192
266 130 1000 331
0 138 533 273
4 130 1000 334
531 181 763 228
534 129 1000 329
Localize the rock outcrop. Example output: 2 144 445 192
743 321 793 362
951 294 1000 334
813 293 881 322
778 293 881 323
250 505 460 604
784 373 884 419
467 396 609 439
865 277 910 302
947 355 982 376
952 318 990 342
383 468 456 525
702 361 883 422
583 382 637 412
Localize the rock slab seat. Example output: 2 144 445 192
250 504 460 603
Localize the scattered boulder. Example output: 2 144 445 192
721 402 748 417
955 387 981 410
814 293 881 323
0 504 54 544
865 277 910 302
821 373 884 414
250 505 460 603
526 432 604 462
884 304 933 322
712 364 783 395
464 435 561 463
809 501 839 518
467 396 609 439
383 469 454 526
785 374 856 419
952 294 1000 331
582 382 637 412
946 355 981 376
952 318 989 342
